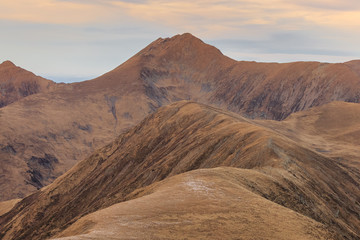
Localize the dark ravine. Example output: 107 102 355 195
0 102 359 240
26 154 59 189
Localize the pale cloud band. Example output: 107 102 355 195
1 0 359 30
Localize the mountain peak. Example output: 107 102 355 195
0 60 16 68
134 33 226 68
155 33 203 44
172 32 202 41
139 33 220 55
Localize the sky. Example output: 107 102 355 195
1 0 360 83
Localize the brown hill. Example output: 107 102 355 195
1 102 359 239
1 33 360 200
345 60 360 77
0 61 55 107
257 101 360 169
52 167 335 240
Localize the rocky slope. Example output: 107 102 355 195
0 102 359 239
1 33 360 200
0 61 55 107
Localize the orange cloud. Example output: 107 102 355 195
0 0 359 34
0 0 119 24
106 0 360 38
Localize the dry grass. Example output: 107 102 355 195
53 167 335 240
1 101 359 239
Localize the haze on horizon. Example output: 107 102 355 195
1 0 359 83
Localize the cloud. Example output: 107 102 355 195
55 0 148 5
288 0 360 11
106 0 360 38
0 0 127 24
0 0 359 31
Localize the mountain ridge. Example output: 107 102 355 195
0 101 359 239
1 33 360 200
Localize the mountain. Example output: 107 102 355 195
0 61 55 107
1 33 360 201
83 33 360 120
0 102 359 239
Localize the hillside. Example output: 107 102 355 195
257 101 360 169
1 102 359 239
1 33 360 200
0 61 55 107
52 167 335 240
